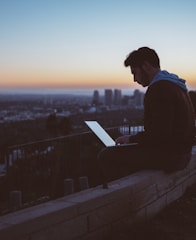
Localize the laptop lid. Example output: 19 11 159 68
85 121 116 147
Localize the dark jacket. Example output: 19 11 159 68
130 76 195 171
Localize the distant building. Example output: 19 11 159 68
126 97 134 108
133 89 144 109
113 89 122 105
104 89 113 106
92 90 99 106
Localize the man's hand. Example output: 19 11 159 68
115 135 130 145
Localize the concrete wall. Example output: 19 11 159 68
1 146 196 240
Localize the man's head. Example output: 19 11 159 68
124 47 160 87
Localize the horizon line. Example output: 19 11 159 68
0 87 143 96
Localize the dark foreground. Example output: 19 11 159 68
111 183 196 240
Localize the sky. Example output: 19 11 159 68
0 0 196 94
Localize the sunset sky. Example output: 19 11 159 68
0 0 196 94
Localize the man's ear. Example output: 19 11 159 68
141 61 151 73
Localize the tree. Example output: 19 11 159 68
59 117 72 135
46 113 58 134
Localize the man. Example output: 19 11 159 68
98 47 195 186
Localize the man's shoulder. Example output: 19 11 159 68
147 80 184 94
146 80 184 101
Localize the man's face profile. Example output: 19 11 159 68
130 66 149 87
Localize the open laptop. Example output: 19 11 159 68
85 121 116 147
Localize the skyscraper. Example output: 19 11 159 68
133 89 144 109
92 90 99 106
104 89 113 106
114 89 122 105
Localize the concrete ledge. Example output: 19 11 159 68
1 146 196 240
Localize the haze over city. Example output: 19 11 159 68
1 0 196 94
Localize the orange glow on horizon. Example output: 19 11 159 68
0 68 195 91
0 68 133 89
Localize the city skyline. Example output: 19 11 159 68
1 0 196 93
0 86 143 96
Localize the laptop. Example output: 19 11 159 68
85 121 116 147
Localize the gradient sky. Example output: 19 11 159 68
0 0 196 93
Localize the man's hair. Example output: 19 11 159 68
124 47 160 68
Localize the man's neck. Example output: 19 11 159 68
148 68 160 84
